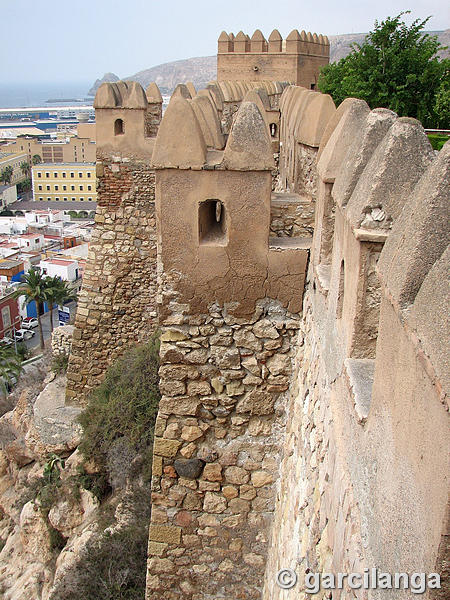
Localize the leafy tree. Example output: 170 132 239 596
0 166 13 185
318 12 450 127
32 154 42 165
44 276 77 332
0 344 23 396
433 70 450 129
12 268 47 350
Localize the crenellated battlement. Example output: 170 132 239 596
218 29 330 57
217 29 330 87
94 80 163 157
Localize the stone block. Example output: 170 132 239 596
174 458 205 479
236 389 276 415
149 525 182 545
154 438 182 458
158 396 201 416
152 455 163 477
203 492 227 513
202 463 223 482
148 541 168 556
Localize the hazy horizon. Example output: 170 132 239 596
2 0 449 86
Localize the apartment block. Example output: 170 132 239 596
32 163 97 203
2 134 96 164
0 151 28 184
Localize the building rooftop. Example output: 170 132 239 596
33 162 95 167
43 258 77 266
0 259 23 269
0 127 49 138
8 200 97 211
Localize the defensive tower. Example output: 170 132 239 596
217 29 330 88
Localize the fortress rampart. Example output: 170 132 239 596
65 52 449 600
66 81 162 403
217 30 330 89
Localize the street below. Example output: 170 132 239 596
21 301 77 353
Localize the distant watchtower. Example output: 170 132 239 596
217 29 330 89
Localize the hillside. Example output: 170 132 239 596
87 29 449 95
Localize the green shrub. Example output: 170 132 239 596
49 525 148 600
427 133 449 151
48 338 160 599
69 466 111 502
18 453 68 554
77 334 160 475
51 353 69 374
15 342 31 362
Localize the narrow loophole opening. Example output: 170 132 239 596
114 119 124 136
199 200 227 245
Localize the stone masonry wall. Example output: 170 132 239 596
270 193 315 238
263 288 365 600
294 143 318 200
146 299 301 600
145 104 163 138
66 155 157 404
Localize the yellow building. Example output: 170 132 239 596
0 151 28 184
2 132 96 164
32 163 97 202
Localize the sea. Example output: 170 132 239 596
0 82 94 109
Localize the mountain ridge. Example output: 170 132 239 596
87 29 449 96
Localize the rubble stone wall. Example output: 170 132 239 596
147 300 301 600
270 194 315 238
263 290 365 599
66 155 157 404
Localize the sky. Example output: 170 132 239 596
1 0 449 84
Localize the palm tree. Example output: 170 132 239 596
44 276 77 332
0 166 13 185
0 344 22 396
12 268 47 350
20 161 31 177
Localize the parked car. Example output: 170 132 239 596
14 329 35 342
21 317 38 330
0 337 14 347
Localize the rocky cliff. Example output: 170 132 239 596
87 72 120 97
0 328 155 600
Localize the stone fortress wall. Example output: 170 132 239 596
65 30 449 600
263 89 449 600
66 81 162 403
217 29 330 89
